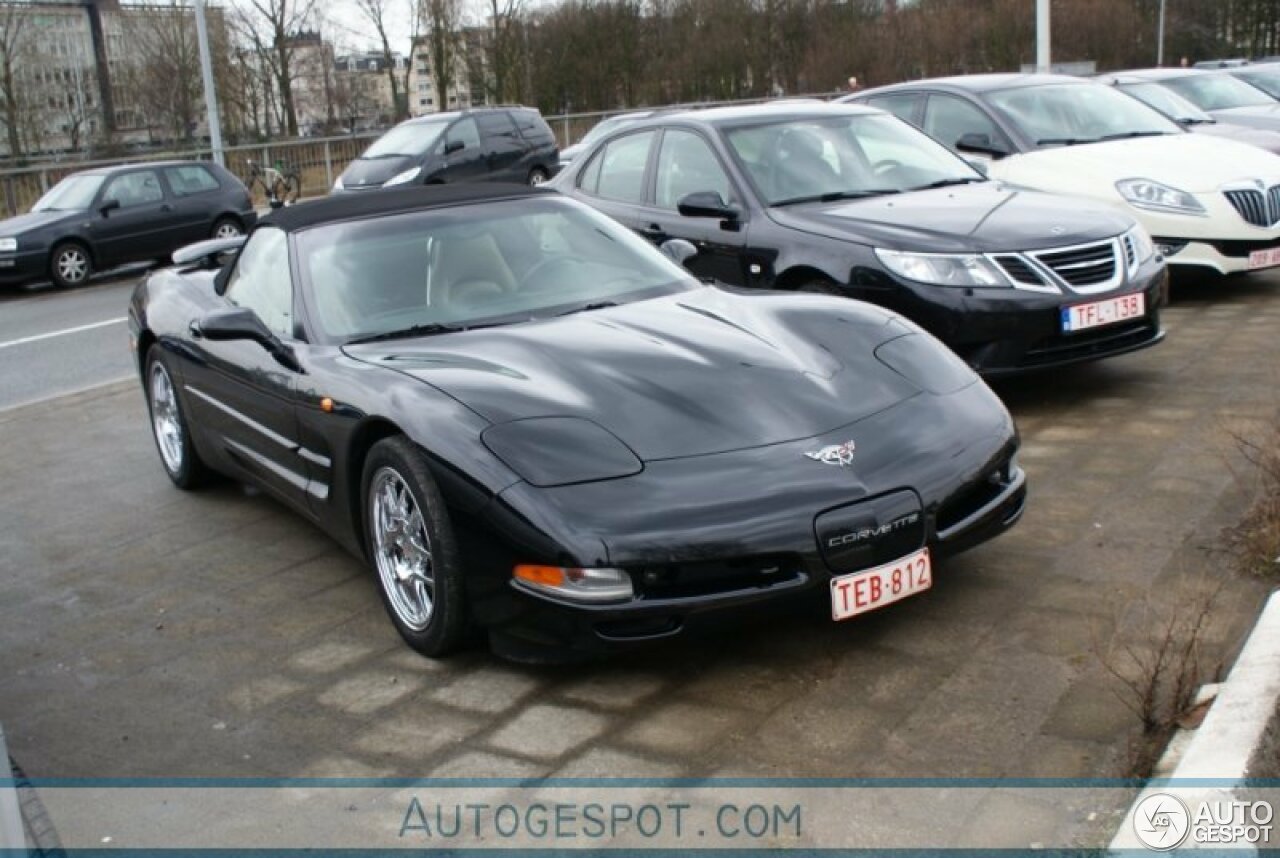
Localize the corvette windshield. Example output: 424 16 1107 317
1161 73 1276 111
298 197 697 342
32 174 104 212
724 113 983 206
988 83 1180 148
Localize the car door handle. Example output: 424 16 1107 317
640 224 667 240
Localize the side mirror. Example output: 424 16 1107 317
99 198 121 216
192 307 303 373
444 139 464 155
172 236 245 271
677 191 739 221
660 238 698 267
955 132 1009 160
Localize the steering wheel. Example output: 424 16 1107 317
522 256 582 292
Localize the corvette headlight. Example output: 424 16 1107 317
0 237 16 252
1115 178 1205 215
482 417 641 487
874 248 1010 288
383 166 422 187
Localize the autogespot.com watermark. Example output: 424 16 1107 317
399 797 802 842
1133 793 1274 850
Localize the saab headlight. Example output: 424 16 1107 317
0 237 16 252
383 166 422 187
1115 178 1205 215
874 248 1010 288
514 564 633 603
482 417 642 487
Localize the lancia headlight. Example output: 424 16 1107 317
0 237 16 252
383 166 422 187
1115 178 1206 215
875 248 1010 287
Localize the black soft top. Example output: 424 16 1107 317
259 183 555 232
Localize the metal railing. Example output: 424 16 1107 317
0 91 838 217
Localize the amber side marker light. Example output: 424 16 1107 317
320 397 335 413
513 564 634 603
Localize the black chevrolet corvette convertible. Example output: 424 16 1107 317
129 185 1026 660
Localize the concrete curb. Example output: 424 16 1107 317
1110 590 1280 852
0 725 28 851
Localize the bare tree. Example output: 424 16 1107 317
124 3 204 143
486 0 522 103
420 0 460 111
238 0 319 136
353 0 408 119
0 1 29 157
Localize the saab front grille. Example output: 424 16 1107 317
1224 186 1280 228
992 254 1046 287
1033 240 1117 287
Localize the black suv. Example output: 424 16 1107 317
335 107 559 192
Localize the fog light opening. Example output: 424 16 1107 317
513 564 634 603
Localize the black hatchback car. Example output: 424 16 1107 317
0 160 255 289
551 103 1166 375
334 107 559 192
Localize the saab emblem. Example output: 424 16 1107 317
805 440 856 467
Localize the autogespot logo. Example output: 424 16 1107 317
1133 793 1191 851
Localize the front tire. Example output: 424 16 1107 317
528 167 549 186
48 241 92 289
145 349 209 489
211 216 244 239
362 437 467 657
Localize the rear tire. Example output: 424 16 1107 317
48 241 92 289
362 437 467 657
528 167 549 186
145 348 210 489
797 278 842 296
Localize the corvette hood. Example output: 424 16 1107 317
767 183 1131 253
1002 134 1280 192
344 287 943 460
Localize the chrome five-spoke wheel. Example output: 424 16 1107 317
370 466 435 631
149 361 184 475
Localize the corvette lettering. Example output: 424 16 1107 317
826 513 920 548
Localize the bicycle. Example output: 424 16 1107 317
244 158 302 208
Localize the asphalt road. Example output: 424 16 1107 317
0 272 143 410
1 268 1278 848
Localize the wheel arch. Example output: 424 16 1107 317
774 263 843 291
49 235 97 268
345 416 411 556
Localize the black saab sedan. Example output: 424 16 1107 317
130 185 1025 660
0 160 255 289
550 103 1166 375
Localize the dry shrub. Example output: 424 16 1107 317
1226 422 1280 579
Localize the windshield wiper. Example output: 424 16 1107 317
773 189 899 206
1035 136 1100 147
908 177 985 191
1098 130 1172 141
556 301 619 317
1178 117 1215 126
346 322 463 344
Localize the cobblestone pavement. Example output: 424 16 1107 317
1 272 1277 844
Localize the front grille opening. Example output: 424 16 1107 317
633 554 801 599
1224 189 1277 228
936 466 1009 533
1034 241 1117 287
1021 318 1158 367
993 254 1046 287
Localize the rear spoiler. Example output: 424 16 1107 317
171 236 245 269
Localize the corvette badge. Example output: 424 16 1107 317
805 440 856 467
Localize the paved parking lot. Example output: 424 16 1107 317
1 271 1278 841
